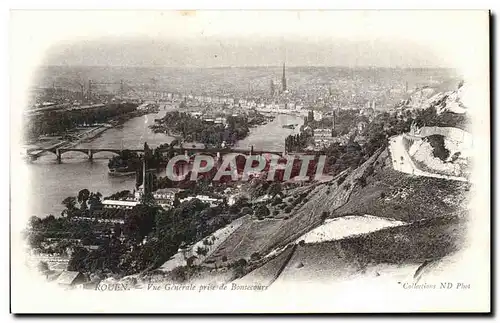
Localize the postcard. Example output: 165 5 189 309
10 10 490 313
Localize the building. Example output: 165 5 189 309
180 195 224 207
181 142 206 150
282 62 287 92
314 128 334 139
313 128 335 149
214 117 227 125
102 200 139 210
137 103 151 111
152 188 183 209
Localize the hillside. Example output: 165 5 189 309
107 80 471 288
273 213 466 285
400 81 468 115
333 148 470 222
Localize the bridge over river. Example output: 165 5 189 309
25 146 288 162
23 111 305 218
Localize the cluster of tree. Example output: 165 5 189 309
27 183 246 277
68 197 237 276
312 109 368 136
285 132 311 152
249 180 283 199
254 205 270 220
282 192 310 214
149 111 251 147
25 189 105 253
228 196 250 215
413 106 469 130
24 103 138 140
61 189 103 216
26 216 103 254
108 143 171 173
321 117 391 175
104 190 132 200
247 112 268 126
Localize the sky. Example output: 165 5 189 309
11 10 489 68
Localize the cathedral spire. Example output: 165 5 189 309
282 62 287 92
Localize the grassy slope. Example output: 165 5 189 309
233 246 296 286
230 147 469 285
333 148 469 222
275 214 467 284
149 145 469 286
204 150 386 263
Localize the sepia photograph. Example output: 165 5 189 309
9 9 490 313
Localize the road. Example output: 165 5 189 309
388 135 468 182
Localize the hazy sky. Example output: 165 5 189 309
11 10 489 68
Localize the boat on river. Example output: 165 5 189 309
108 167 136 177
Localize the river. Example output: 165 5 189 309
26 111 304 218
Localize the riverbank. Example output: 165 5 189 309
24 108 151 152
25 111 303 218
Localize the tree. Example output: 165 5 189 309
37 261 49 273
27 233 44 250
77 189 90 210
106 190 131 200
67 246 90 272
250 252 261 261
62 196 77 212
173 197 180 207
267 182 282 198
140 192 156 206
271 197 283 206
357 176 367 188
196 246 208 256
123 212 142 243
241 207 253 216
28 216 41 229
255 205 270 220
88 192 103 212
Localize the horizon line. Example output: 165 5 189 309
39 64 456 70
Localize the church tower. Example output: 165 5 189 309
332 107 336 130
138 142 154 198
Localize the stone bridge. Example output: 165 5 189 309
25 146 288 162
25 147 145 162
